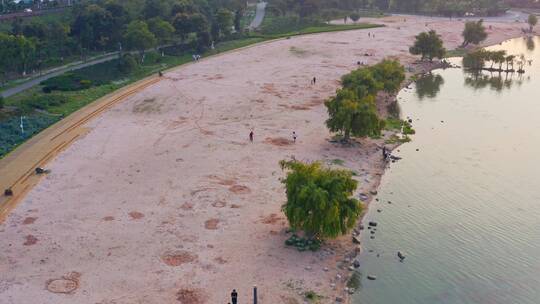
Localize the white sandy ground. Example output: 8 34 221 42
0 16 527 304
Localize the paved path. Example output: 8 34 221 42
0 53 120 98
249 1 267 29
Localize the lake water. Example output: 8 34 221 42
353 37 540 304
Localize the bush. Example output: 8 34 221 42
117 54 138 74
21 94 70 110
0 96 4 109
79 79 92 89
41 73 94 91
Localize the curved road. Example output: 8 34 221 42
249 1 267 29
0 53 124 98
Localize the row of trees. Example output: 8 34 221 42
282 60 406 241
0 0 75 14
1 0 245 82
463 49 526 72
375 0 508 16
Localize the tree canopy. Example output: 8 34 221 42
0 0 247 81
325 60 405 141
280 160 362 240
462 19 488 47
409 30 446 61
123 21 157 60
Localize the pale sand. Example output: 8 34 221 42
0 16 525 304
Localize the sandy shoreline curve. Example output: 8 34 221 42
0 15 527 304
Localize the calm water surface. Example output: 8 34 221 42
353 37 540 304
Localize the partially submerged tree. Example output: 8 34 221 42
409 30 446 61
462 19 488 47
280 160 362 240
528 14 538 32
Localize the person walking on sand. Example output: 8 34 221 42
231 289 238 304
249 130 254 142
313 77 316 85
292 131 297 143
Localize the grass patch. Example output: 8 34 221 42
330 158 345 166
285 234 322 252
385 118 415 135
304 290 322 303
385 134 411 144
445 48 468 58
347 272 361 289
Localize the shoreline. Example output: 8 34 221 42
337 37 528 303
0 16 528 304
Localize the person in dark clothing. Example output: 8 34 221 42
231 289 238 304
313 77 316 84
249 131 254 142
382 146 387 159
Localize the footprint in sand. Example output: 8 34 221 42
23 235 38 246
22 217 37 225
204 218 220 230
128 211 144 220
161 251 197 266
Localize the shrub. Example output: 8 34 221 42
21 94 70 110
41 73 93 91
0 96 4 109
117 54 138 74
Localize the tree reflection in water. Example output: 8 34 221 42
464 69 529 92
415 73 444 99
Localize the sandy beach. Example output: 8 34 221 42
0 15 526 304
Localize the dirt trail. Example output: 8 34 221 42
0 16 525 304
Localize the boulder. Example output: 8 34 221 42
367 275 377 280
353 260 361 268
368 221 377 227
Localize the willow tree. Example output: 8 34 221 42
370 59 406 93
462 19 488 47
280 160 362 240
325 88 384 141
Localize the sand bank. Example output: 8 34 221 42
0 15 526 304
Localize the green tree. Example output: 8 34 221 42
216 8 234 37
528 14 538 32
341 68 381 99
409 30 446 61
279 160 362 240
147 17 175 44
462 19 488 47
143 0 170 19
71 4 114 50
370 59 406 93
123 20 157 62
325 88 384 141
173 12 208 41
